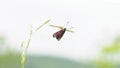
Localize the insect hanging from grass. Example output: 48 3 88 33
49 21 74 41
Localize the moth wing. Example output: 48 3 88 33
53 29 65 41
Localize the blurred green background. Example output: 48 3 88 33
0 35 90 68
0 35 120 68
0 0 120 68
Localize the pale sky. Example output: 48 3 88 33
0 0 120 61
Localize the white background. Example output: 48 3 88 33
0 0 120 61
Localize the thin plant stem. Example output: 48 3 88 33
21 25 33 68
21 19 50 68
21 41 25 68
34 19 50 32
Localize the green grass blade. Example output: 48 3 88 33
35 19 50 32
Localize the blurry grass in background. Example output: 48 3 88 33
0 35 92 68
95 36 120 68
103 36 120 54
0 54 93 68
0 35 20 68
0 54 20 68
0 35 120 68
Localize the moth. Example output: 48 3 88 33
49 22 74 41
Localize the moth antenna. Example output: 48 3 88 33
68 27 74 29
65 21 70 28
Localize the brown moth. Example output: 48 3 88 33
49 22 74 41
